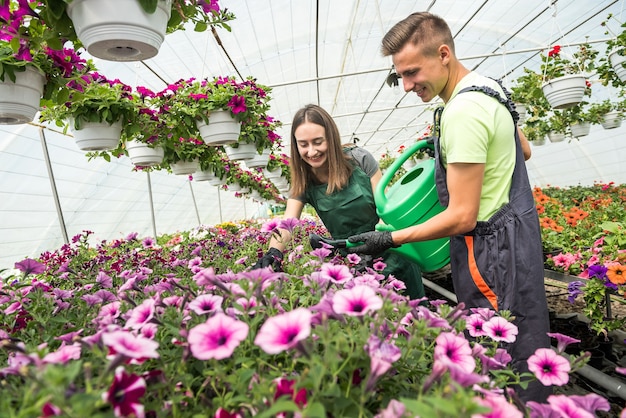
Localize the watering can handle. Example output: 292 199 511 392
375 139 434 208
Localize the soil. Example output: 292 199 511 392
422 271 626 416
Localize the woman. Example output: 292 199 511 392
253 104 424 300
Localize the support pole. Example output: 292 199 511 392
146 171 157 239
39 128 69 244
188 180 201 225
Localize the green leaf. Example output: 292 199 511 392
138 0 158 14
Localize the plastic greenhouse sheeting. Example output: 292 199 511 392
2 0 626 270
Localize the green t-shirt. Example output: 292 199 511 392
441 72 516 221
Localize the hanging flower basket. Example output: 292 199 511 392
263 167 283 180
227 183 242 192
66 0 172 61
245 149 271 169
196 110 242 146
547 131 566 143
170 159 199 175
609 50 626 84
570 122 591 138
125 140 164 167
0 67 45 125
514 103 528 123
601 111 622 130
532 137 547 146
71 120 123 151
541 74 587 109
224 142 257 161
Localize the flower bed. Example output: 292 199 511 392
534 183 626 335
0 218 621 417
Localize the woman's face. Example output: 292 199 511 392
294 121 329 169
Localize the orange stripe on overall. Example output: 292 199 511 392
465 236 498 311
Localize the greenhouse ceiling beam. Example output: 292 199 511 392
38 128 69 245
266 37 611 89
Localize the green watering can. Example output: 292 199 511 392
374 139 450 272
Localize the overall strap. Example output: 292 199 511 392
457 79 520 125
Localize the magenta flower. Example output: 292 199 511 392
40 402 62 417
364 335 402 391
188 313 249 360
473 394 523 418
199 0 220 14
375 399 406 418
482 316 518 343
102 367 147 418
188 294 224 315
274 377 307 409
527 348 571 386
227 95 247 114
372 260 387 271
465 313 487 338
320 263 353 284
547 395 596 418
14 258 45 275
433 332 475 374
214 408 242 418
101 330 160 361
42 343 82 365
547 332 581 354
124 299 156 330
332 285 383 317
254 308 312 354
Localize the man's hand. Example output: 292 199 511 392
347 231 398 255
252 247 284 271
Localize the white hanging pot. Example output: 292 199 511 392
514 103 527 123
224 142 257 161
570 122 590 138
66 0 172 61
71 119 123 151
263 167 283 180
532 137 546 146
170 159 199 175
193 170 212 182
196 109 241 146
227 183 242 192
609 49 626 83
547 131 566 143
126 140 164 166
541 74 587 109
245 149 271 169
0 67 45 125
601 111 622 129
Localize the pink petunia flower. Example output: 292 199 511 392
319 263 353 284
472 394 523 418
332 285 383 317
254 308 312 354
527 348 570 386
466 313 488 338
482 317 518 343
101 330 160 361
124 299 156 330
188 294 224 315
434 332 475 374
102 367 147 418
188 313 249 360
42 343 82 365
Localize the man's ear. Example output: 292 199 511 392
439 44 452 65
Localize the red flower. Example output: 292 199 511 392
102 367 147 418
548 45 561 57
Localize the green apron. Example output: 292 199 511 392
305 164 425 299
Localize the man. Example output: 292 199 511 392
348 12 551 403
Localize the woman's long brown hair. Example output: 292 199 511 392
289 104 353 197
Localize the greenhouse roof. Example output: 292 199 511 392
1 0 626 269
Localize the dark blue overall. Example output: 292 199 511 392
304 159 425 300
432 85 552 403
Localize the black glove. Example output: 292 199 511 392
252 247 284 271
347 231 398 255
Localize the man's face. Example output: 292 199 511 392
393 42 450 103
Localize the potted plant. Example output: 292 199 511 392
597 13 626 87
33 0 236 61
587 100 623 129
521 115 550 146
0 1 92 124
562 102 594 138
39 72 140 151
546 111 568 143
539 44 593 109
